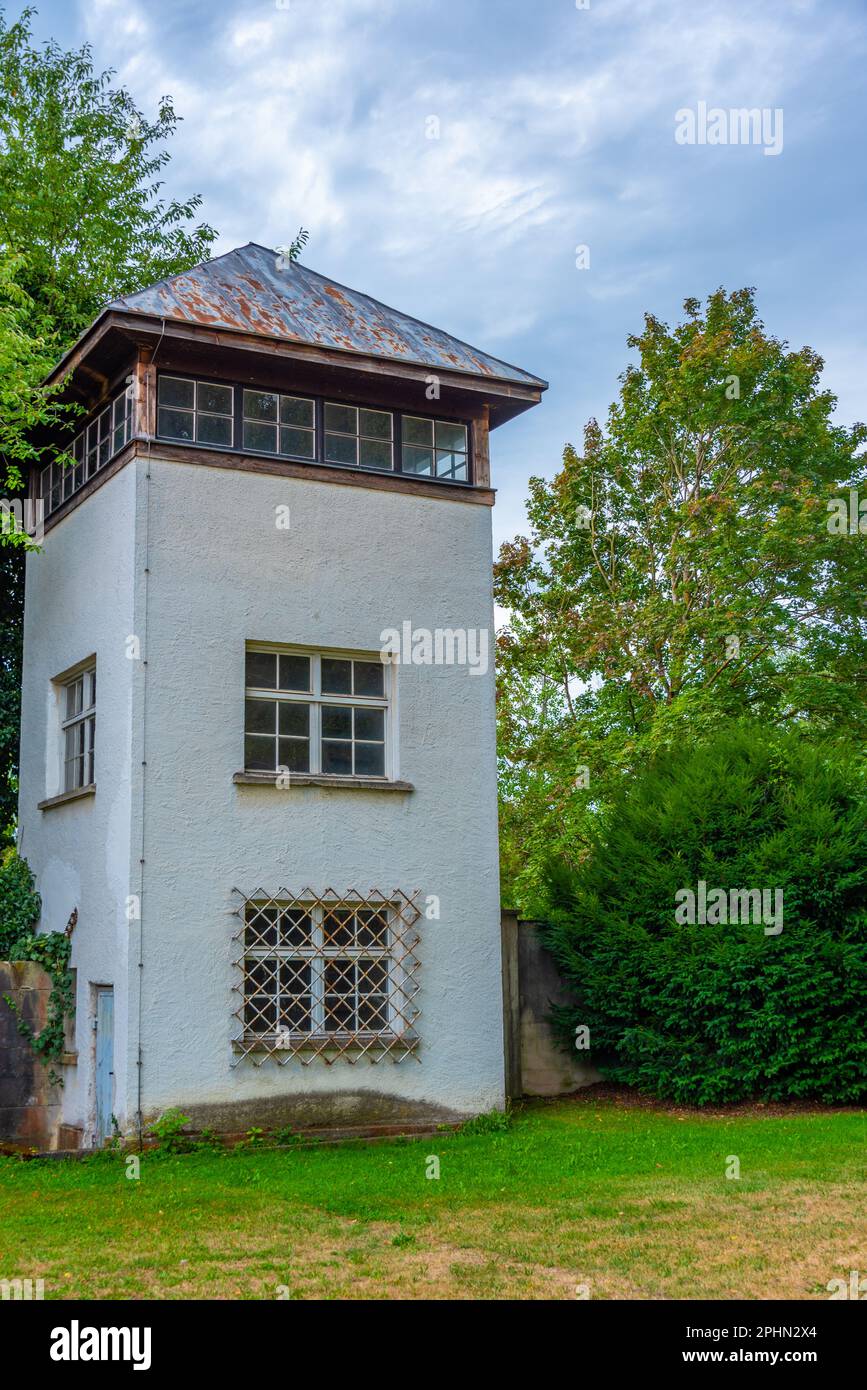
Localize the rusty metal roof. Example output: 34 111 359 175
106 242 547 390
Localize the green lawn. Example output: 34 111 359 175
1 1096 864 1299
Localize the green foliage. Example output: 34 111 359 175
495 288 867 910
460 1109 512 1134
0 843 40 948
539 725 867 1104
0 847 72 1074
272 1125 300 1146
0 8 218 842
0 7 216 345
146 1109 193 1153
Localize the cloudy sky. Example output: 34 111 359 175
29 0 867 548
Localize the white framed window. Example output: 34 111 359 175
40 388 133 517
234 890 422 1059
242 390 315 459
402 416 468 480
61 664 96 792
324 403 393 470
157 376 234 447
244 647 391 779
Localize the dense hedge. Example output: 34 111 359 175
0 845 41 953
540 727 867 1104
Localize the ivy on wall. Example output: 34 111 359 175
0 848 74 1078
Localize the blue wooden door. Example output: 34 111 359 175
95 988 114 1144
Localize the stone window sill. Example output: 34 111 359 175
233 771 414 793
38 784 96 811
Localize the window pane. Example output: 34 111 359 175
401 445 433 476
243 420 278 453
354 706 384 741
322 705 352 738
358 995 387 1029
278 702 310 737
323 909 354 947
159 377 195 408
359 409 391 440
244 734 276 771
354 742 385 777
244 390 278 422
435 421 467 452
246 906 278 948
246 651 277 689
280 426 315 459
325 433 357 466
325 962 354 1000
280 910 312 947
359 960 387 992
321 659 352 694
359 438 392 470
197 413 232 447
278 654 311 692
66 678 82 718
281 396 314 427
158 407 194 441
324 403 356 435
322 740 352 775
436 450 468 480
353 661 384 697
325 995 355 1031
198 382 233 415
278 737 310 773
403 416 433 447
245 698 277 734
357 910 388 947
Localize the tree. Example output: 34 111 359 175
495 288 867 910
0 249 67 841
0 6 217 843
538 725 867 1104
0 6 215 343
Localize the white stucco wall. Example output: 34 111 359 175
18 464 137 1143
18 450 505 1134
133 455 504 1126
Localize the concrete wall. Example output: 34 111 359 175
130 454 504 1129
0 962 61 1149
18 464 137 1145
502 913 600 1097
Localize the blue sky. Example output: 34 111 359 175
27 0 867 549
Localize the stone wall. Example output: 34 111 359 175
0 962 62 1150
501 912 601 1098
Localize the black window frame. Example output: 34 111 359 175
154 370 475 487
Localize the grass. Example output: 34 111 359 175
0 1095 864 1300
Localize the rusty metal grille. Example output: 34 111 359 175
231 887 421 1064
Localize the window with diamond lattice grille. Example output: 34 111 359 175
232 890 421 1063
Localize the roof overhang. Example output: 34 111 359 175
47 309 546 428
